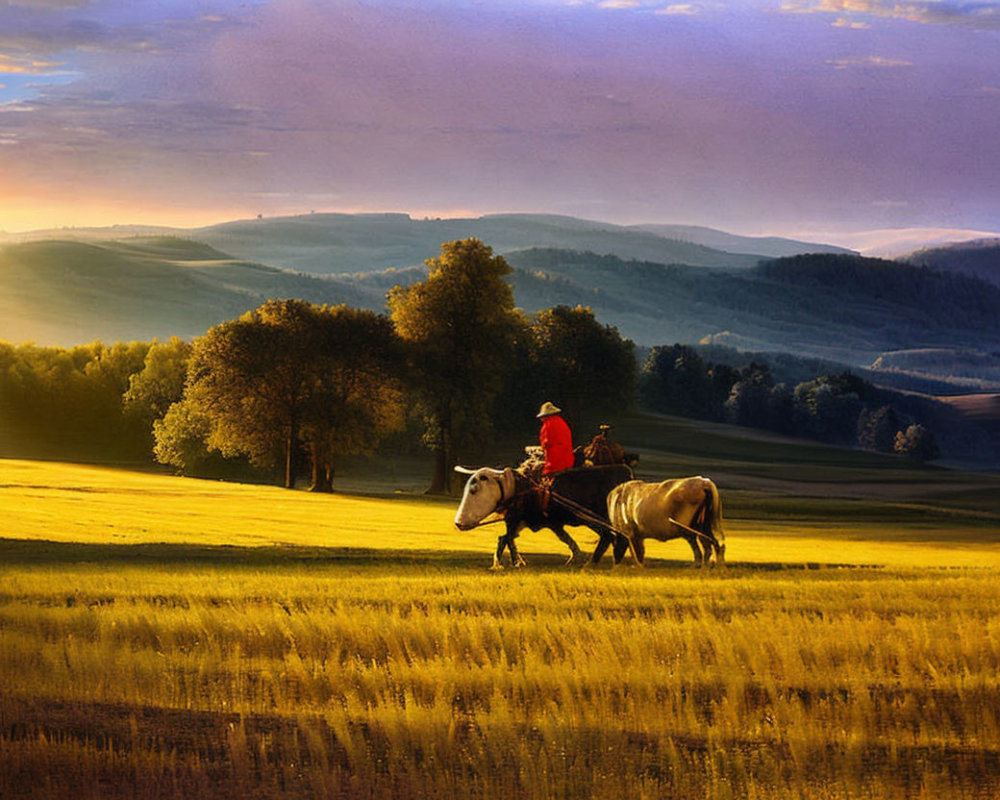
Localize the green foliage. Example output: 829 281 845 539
123 336 192 420
527 305 635 421
0 340 153 461
792 373 867 444
179 299 406 490
638 345 952 458
857 405 901 454
152 397 214 471
388 239 523 493
895 424 941 462
639 344 736 421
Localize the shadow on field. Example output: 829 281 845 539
0 538 885 572
0 538 485 570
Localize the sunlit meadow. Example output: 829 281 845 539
2 458 1000 799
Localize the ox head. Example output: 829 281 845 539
453 466 508 531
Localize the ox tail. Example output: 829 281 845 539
701 481 726 565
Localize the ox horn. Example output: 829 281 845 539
454 466 477 475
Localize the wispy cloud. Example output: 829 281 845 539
2 1 89 8
597 0 641 8
827 55 914 68
0 54 64 75
781 1 1000 29
831 16 870 28
656 4 701 15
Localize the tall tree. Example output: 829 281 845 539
300 306 405 492
388 239 523 494
187 300 313 487
528 305 635 426
183 300 406 490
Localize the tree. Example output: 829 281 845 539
895 424 940 462
187 300 313 487
792 373 865 444
183 299 406 490
724 363 775 428
299 307 406 492
388 239 524 494
528 306 635 426
857 405 900 453
124 337 192 420
640 344 713 418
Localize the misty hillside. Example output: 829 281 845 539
191 213 770 274
903 239 1000 287
631 224 852 258
505 249 1000 370
0 238 381 344
5 238 1000 394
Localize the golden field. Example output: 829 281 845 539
2 448 1000 799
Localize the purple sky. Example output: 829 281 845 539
0 0 998 245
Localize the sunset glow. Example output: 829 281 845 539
0 0 996 242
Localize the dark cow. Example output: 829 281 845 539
454 464 634 569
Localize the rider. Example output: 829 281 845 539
536 402 574 475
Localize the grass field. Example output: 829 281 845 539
3 417 1000 799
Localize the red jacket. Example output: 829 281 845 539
540 414 574 474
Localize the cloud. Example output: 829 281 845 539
780 1 1000 29
831 16 871 28
0 54 64 75
597 0 641 8
827 55 914 68
1 1 89 7
656 4 701 14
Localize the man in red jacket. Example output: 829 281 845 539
537 402 574 475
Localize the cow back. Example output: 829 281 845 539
548 464 634 519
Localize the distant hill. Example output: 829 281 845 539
505 249 1000 370
2 212 852 276
0 238 382 345
190 212 771 274
631 224 852 258
5 237 1000 395
903 239 1000 287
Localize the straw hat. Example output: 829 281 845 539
536 401 562 418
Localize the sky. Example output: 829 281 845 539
0 0 998 247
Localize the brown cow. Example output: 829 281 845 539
606 476 726 566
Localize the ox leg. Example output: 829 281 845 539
589 529 615 566
492 535 508 570
631 536 646 566
551 524 582 565
504 521 527 568
612 534 631 565
685 536 705 567
508 536 527 568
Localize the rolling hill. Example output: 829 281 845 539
631 223 851 258
5 236 1000 381
505 249 1000 368
189 212 771 273
0 238 383 344
903 238 1000 286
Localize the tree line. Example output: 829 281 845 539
639 343 940 460
2 239 952 490
1 240 634 493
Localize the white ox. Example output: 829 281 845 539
607 476 726 566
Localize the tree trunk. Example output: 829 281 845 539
310 444 334 493
427 446 449 495
284 420 298 489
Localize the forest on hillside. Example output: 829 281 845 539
4 239 995 489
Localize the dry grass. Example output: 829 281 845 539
2 457 1000 799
